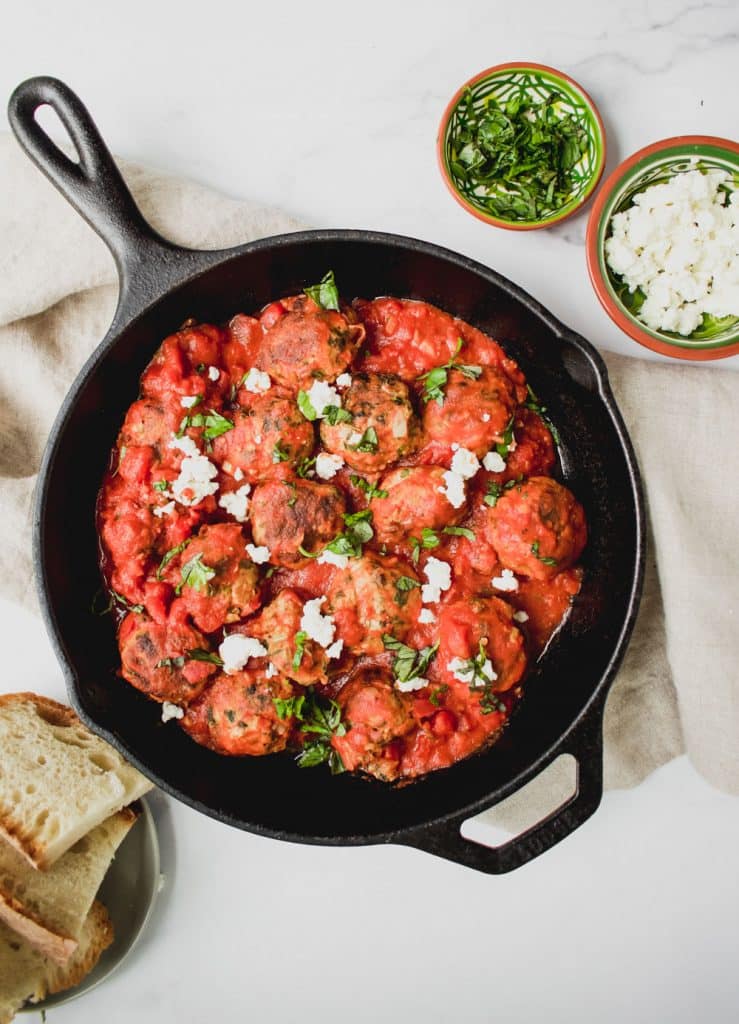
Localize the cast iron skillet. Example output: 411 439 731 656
9 76 645 874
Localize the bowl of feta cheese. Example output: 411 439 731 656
586 136 739 360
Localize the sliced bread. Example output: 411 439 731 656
0 899 114 1024
0 807 136 965
0 693 151 869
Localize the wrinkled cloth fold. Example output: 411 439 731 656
1 132 736 830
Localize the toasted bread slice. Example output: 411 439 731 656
0 693 151 869
0 807 135 965
0 900 114 1024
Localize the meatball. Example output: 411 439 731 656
438 597 527 694
371 466 468 546
99 490 156 605
327 552 421 654
140 323 227 400
181 668 296 756
333 668 415 781
250 477 346 567
500 407 556 482
118 612 217 704
249 590 330 685
484 476 586 581
119 398 180 455
211 390 315 483
319 372 419 474
164 523 261 633
255 298 365 390
422 366 518 457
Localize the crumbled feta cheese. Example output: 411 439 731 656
513 610 529 623
223 461 233 474
396 676 428 693
180 395 201 408
242 368 272 393
305 380 341 418
605 168 739 336
482 413 491 422
508 434 517 453
451 447 480 480
347 430 363 446
422 557 452 604
492 568 519 592
451 443 460 452
440 469 466 509
265 662 278 678
161 702 184 723
482 451 506 473
153 500 175 518
219 634 267 674
169 435 200 458
315 452 344 480
246 543 270 564
169 439 219 507
317 549 349 569
325 639 344 660
418 608 436 625
208 365 220 381
300 597 336 649
447 657 496 686
218 483 251 522
233 467 244 482
336 373 352 389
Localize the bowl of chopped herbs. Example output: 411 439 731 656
438 62 606 229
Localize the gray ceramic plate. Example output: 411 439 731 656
20 797 160 1015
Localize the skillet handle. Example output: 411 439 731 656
7 76 201 300
400 702 605 874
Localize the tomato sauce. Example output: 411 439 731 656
97 287 586 783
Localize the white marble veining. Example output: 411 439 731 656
1 3 739 1023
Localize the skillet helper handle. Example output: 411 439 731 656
7 76 174 278
401 702 605 874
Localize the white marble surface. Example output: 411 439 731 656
2 2 739 1022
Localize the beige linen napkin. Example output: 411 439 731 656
1 132 736 826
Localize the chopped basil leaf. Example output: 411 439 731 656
531 540 558 566
296 455 317 478
294 690 347 773
484 481 503 507
156 539 191 580
443 525 475 540
298 544 319 559
293 630 308 669
417 336 482 405
284 481 298 507
156 655 186 669
525 385 561 446
297 390 318 421
382 634 438 683
274 694 306 720
272 441 290 464
321 509 374 559
350 475 389 500
394 575 420 606
153 480 169 492
495 417 515 458
195 362 205 373
429 684 449 707
409 527 441 563
304 270 340 312
187 648 223 666
177 553 216 594
92 589 144 616
201 410 233 440
324 405 353 426
347 426 379 453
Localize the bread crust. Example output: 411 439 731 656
0 891 77 965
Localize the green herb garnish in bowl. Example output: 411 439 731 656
438 62 605 230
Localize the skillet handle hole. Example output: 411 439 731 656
460 753 578 850
34 103 81 165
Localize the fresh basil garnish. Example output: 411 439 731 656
304 270 340 312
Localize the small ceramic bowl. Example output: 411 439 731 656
586 136 739 361
437 62 606 230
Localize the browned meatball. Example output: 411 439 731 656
327 552 421 655
211 389 314 483
119 397 180 454
164 523 261 633
423 366 518 457
484 476 587 580
255 298 365 390
249 589 330 685
437 597 527 694
371 466 468 546
333 668 415 781
249 477 346 567
118 612 217 704
319 372 419 474
180 668 296 756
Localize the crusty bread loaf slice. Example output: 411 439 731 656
0 899 114 1024
0 693 151 869
0 807 135 965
